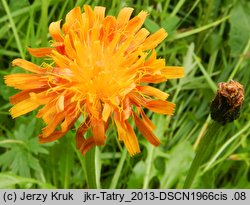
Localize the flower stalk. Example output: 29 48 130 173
84 147 97 188
183 121 220 188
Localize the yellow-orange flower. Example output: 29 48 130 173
5 5 184 156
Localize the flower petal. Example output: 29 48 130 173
125 11 147 35
94 6 105 23
138 108 155 130
28 47 53 57
101 16 116 43
12 59 46 74
60 103 81 132
39 131 65 143
123 121 140 156
137 85 169 101
10 98 40 118
56 95 65 112
51 50 72 68
80 136 95 155
49 20 64 42
145 100 176 115
62 7 81 34
129 93 147 107
76 117 91 149
64 34 77 60
10 89 45 104
84 5 95 28
91 118 106 146
114 110 140 156
141 28 168 50
117 7 134 27
37 101 57 123
162 66 185 78
42 112 65 137
122 96 132 120
5 74 48 90
134 113 160 146
114 109 125 141
141 66 184 83
39 108 80 142
128 28 150 52
102 103 112 122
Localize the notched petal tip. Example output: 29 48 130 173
130 150 141 157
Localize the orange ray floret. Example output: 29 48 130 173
4 5 184 156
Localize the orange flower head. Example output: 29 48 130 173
5 5 184 156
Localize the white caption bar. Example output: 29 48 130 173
0 190 249 205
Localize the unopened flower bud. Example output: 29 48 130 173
210 80 244 125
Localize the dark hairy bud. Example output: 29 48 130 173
210 80 244 125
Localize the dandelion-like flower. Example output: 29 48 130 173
5 5 184 156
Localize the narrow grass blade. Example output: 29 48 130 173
171 16 229 40
1 0 25 58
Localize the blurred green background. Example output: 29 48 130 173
0 0 249 188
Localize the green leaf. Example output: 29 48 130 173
161 15 180 37
27 138 49 155
144 18 160 33
11 151 31 177
204 32 222 54
229 1 250 56
0 118 48 177
0 149 17 170
28 154 42 172
0 172 54 188
127 161 146 188
161 141 194 188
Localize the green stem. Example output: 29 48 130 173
109 148 127 189
143 145 155 188
170 0 186 17
84 147 97 189
228 38 250 81
183 122 221 188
